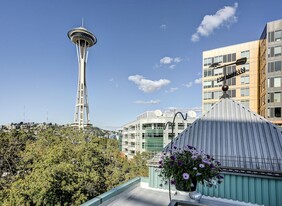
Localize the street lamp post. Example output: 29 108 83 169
210 57 247 98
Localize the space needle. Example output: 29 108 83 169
68 25 97 129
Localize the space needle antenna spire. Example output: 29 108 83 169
68 24 97 129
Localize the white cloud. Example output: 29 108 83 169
134 99 160 104
128 75 170 93
174 57 182 63
194 78 202 84
160 24 167 31
165 87 179 93
160 57 173 64
185 82 193 88
191 3 238 42
159 56 183 69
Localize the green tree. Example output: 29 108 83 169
1 127 150 205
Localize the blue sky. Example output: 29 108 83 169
1 0 282 130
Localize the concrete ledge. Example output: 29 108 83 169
81 177 141 206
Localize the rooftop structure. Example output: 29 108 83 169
68 26 97 129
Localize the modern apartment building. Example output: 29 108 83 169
259 20 282 125
121 109 197 159
202 19 282 125
203 41 260 113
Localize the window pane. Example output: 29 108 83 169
274 30 282 41
274 108 281 117
232 53 236 61
275 61 281 72
214 68 223 75
274 92 281 103
274 46 281 56
274 77 281 87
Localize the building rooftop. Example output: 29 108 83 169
162 97 282 175
82 177 262 206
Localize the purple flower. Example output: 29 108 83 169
170 155 175 161
202 159 211 165
158 160 163 164
196 172 202 176
178 161 183 166
187 145 193 150
183 173 190 180
192 155 197 159
171 180 176 185
173 144 177 149
199 164 205 168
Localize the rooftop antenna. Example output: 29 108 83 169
82 18 84 27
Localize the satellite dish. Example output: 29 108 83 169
188 110 196 118
154 109 163 117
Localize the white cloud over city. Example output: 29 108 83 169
128 75 170 93
134 99 160 104
191 3 238 42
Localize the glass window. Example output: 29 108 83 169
213 91 222 99
241 50 250 58
206 58 212 66
275 108 281 117
241 76 250 84
275 61 281 72
214 68 223 76
204 92 213 100
274 46 282 56
274 92 281 103
218 55 223 63
228 54 232 62
204 58 207 66
178 123 185 130
232 53 236 61
274 77 281 87
223 55 227 63
274 30 282 42
203 81 212 88
227 89 236 97
241 88 249 97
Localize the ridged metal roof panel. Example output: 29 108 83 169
163 98 282 172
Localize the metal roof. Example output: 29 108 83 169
163 98 282 174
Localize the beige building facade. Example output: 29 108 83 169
202 19 282 126
202 41 260 113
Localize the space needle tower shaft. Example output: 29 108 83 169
68 26 97 129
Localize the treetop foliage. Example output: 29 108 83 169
0 126 148 206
